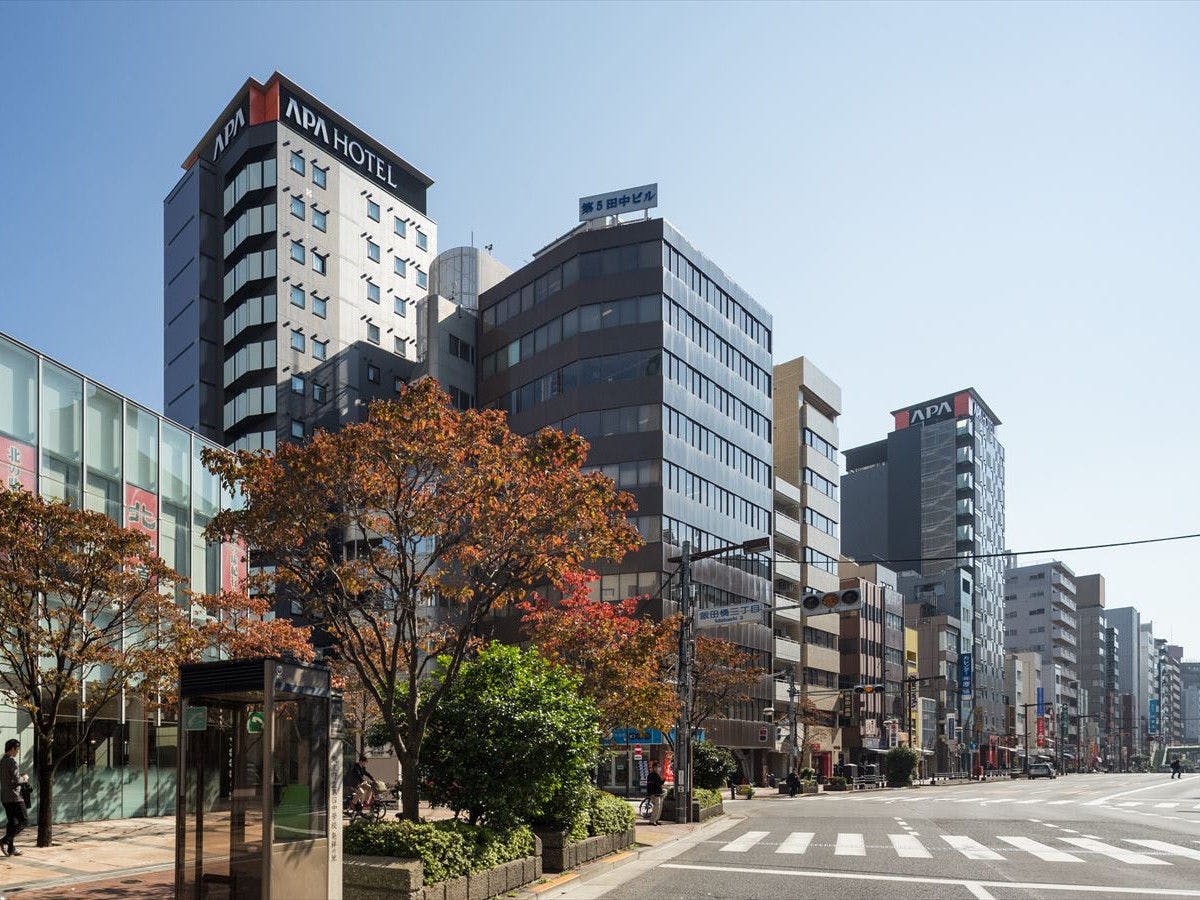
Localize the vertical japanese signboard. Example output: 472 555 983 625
0 435 36 493
124 485 159 553
221 540 247 593
1149 697 1159 736
959 653 973 701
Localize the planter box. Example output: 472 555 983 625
775 784 819 796
660 798 724 823
345 838 543 900
534 825 636 873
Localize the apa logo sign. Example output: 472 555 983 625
909 400 952 425
211 106 246 162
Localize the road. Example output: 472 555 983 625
549 773 1200 899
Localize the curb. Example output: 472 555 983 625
513 814 736 898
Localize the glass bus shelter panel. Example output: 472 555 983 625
178 700 265 899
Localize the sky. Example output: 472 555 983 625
2 2 1198 651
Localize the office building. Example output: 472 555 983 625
771 357 843 776
476 215 775 762
905 602 963 772
1005 650 1045 763
164 72 437 452
843 389 1007 748
1159 642 1183 746
1003 561 1080 754
1181 661 1200 744
838 561 905 766
1107 606 1145 755
0 330 237 823
773 477 841 776
1140 622 1156 751
1076 573 1115 764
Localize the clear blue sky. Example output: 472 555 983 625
3 2 1198 653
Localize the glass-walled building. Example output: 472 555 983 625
0 329 236 823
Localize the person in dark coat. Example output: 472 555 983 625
785 770 801 798
2 739 27 857
1171 757 1182 779
645 761 665 825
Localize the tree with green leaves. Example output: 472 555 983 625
419 642 600 830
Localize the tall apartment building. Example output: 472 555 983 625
838 562 906 767
1107 606 1145 755
164 73 437 451
1076 574 1114 764
771 357 842 775
1158 641 1183 746
1140 622 1156 750
1003 561 1080 753
476 215 775 763
841 389 1007 743
1181 661 1200 744
1005 650 1045 762
0 330 237 825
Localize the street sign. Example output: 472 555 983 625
247 711 264 734
633 744 643 761
697 601 767 627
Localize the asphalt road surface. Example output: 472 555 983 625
549 773 1200 899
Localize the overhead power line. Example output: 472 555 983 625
861 532 1200 568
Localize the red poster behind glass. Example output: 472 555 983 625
0 435 37 493
124 485 159 553
221 540 247 593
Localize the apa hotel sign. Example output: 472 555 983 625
280 86 408 200
893 391 972 430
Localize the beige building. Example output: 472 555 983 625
772 357 842 777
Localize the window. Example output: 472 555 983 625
367 239 380 262
449 385 473 410
394 337 406 358
804 428 838 463
367 323 380 344
394 297 407 317
313 382 327 402
290 375 305 395
313 296 327 318
290 196 305 220
416 269 428 289
313 208 327 232
312 252 327 275
367 280 380 303
290 241 305 263
394 257 406 277
290 330 305 351
367 364 380 384
448 334 475 363
415 228 428 251
289 285 305 308
394 217 406 237
312 339 327 361
290 151 305 175
313 165 326 188
367 199 380 221
291 419 305 439
394 376 404 393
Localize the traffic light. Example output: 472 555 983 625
801 588 862 615
854 683 884 696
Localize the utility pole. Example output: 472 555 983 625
676 540 692 826
788 668 798 772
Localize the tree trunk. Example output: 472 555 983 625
397 751 421 821
35 740 53 848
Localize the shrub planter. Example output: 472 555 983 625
344 838 542 900
775 784 819 796
533 825 636 873
660 798 724 822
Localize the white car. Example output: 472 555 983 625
1027 762 1056 779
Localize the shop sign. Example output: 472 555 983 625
0 434 36 493
124 484 159 552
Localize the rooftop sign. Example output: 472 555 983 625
579 183 658 222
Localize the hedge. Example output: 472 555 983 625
344 819 534 884
588 787 635 836
693 787 722 809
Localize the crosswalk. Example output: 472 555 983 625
841 793 1200 812
713 829 1200 867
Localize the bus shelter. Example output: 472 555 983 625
175 658 342 899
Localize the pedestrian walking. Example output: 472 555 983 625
1171 757 1182 779
2 739 27 857
785 770 800 798
645 760 665 826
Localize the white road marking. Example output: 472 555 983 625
1047 799 1076 805
835 833 865 856
1085 775 1197 806
996 835 1082 862
720 830 768 853
655 863 1200 897
889 833 931 858
1155 802 1182 808
964 883 995 900
775 832 813 855
1126 839 1200 861
1118 801 1143 807
942 834 1005 860
1059 836 1170 865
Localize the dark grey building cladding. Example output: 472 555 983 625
476 217 776 746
